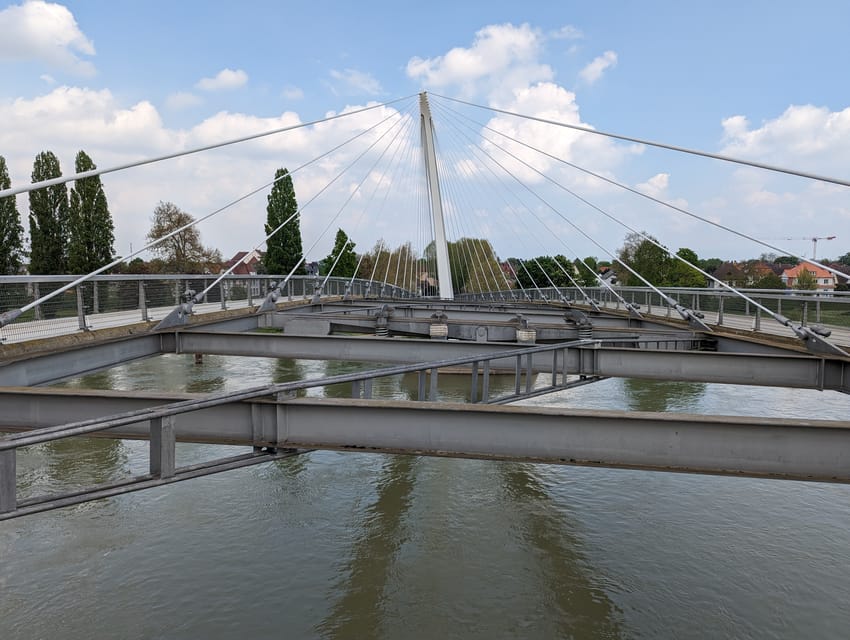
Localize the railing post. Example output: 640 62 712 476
220 282 227 310
417 371 426 401
718 295 724 325
816 299 821 323
429 368 439 400
551 350 559 387
515 355 522 395
754 307 761 331
0 449 16 514
139 281 149 322
802 301 808 326
150 416 176 478
33 282 42 320
76 286 87 330
93 281 100 314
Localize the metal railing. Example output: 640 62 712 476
0 274 414 343
457 286 850 329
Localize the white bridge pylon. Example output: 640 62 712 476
420 92 454 300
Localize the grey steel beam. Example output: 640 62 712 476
0 334 163 386
2 392 850 483
164 332 850 392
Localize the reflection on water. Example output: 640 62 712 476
319 456 418 638
622 378 707 412
499 465 623 638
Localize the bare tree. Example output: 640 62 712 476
146 201 221 273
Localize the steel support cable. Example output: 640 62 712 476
437 144 502 298
355 131 420 294
268 104 416 303
443 103 850 288
439 114 668 316
322 110 417 290
429 92 850 189
434 137 510 299
432 101 694 316
0 105 411 327
432 136 487 296
455 114 815 335
432 102 612 308
0 95 419 200
193 105 416 304
432 100 610 305
430 112 545 302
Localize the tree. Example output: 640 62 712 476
698 257 723 274
794 267 817 290
28 151 69 274
512 255 574 289
836 252 850 267
264 168 303 275
0 156 24 274
669 248 705 287
774 255 799 265
321 228 357 277
752 273 784 289
574 256 599 287
146 201 221 273
615 232 673 286
68 150 115 274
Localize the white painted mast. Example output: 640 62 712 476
419 91 454 300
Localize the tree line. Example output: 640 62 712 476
0 151 115 275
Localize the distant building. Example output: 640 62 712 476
222 250 264 296
780 261 837 291
223 250 263 276
711 261 747 288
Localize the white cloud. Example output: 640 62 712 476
578 50 617 84
196 68 249 91
40 74 56 85
551 25 583 40
0 0 95 76
166 91 203 110
636 173 669 198
328 69 382 96
406 23 553 103
721 104 850 170
282 85 304 100
0 86 418 263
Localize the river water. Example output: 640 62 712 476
2 353 849 639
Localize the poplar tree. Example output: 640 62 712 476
321 228 357 277
264 168 304 275
0 156 25 274
68 150 115 274
29 151 69 274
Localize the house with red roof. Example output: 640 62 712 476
780 261 836 291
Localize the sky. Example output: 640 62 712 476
1 0 849 267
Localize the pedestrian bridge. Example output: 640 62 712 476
2 91 849 519
1 282 849 521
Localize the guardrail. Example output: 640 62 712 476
458 286 850 329
0 274 413 343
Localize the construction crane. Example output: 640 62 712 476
783 236 836 260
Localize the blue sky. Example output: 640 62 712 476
2 0 849 265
